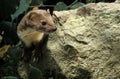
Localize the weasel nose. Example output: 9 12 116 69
48 26 57 32
53 27 57 31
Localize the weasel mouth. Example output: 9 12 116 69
48 28 57 33
51 28 57 31
37 27 57 33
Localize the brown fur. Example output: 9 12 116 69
17 9 57 47
17 9 57 79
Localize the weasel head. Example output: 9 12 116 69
25 10 57 33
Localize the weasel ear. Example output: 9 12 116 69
47 9 50 14
26 12 37 26
28 12 37 21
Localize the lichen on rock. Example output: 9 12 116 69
37 2 120 79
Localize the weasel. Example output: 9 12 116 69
17 9 57 47
17 9 57 79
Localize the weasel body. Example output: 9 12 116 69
17 9 57 79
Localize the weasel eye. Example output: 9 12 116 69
41 21 47 26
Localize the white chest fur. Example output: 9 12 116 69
17 28 44 47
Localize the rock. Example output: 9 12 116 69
115 0 120 3
38 2 120 79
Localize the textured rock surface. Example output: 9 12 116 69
39 2 120 79
115 0 120 3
